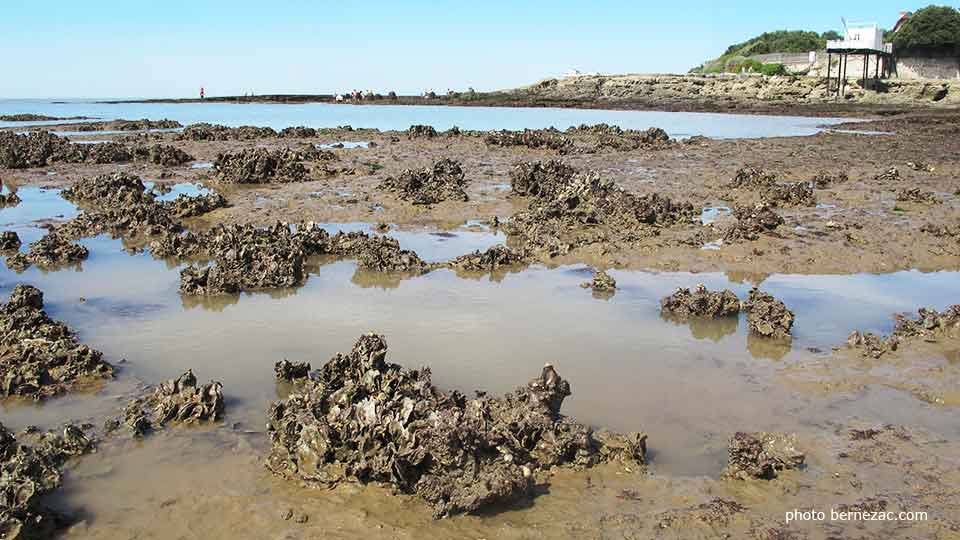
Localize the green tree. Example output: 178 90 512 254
892 5 960 52
722 30 829 57
697 29 839 73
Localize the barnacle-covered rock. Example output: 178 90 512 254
485 129 574 153
581 270 617 291
0 422 97 538
266 334 646 518
660 284 741 318
378 158 468 204
131 144 194 166
742 288 794 339
0 285 113 400
0 231 21 251
5 232 88 271
274 359 311 381
447 245 526 272
723 203 783 242
721 431 805 480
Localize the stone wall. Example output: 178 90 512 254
897 55 960 80
747 50 959 80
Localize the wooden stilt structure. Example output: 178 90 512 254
825 23 893 98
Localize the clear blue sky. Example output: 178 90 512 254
2 0 953 99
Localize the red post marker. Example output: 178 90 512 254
200 87 205 99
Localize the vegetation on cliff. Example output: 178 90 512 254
693 30 840 73
892 5 960 53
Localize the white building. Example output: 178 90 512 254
827 23 892 53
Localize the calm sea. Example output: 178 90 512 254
0 98 852 138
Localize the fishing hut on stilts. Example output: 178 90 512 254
825 22 893 97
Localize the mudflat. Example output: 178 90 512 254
1 106 959 539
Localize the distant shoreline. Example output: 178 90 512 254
97 92 896 119
96 73 960 118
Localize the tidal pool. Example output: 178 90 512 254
1 98 855 138
1 185 959 537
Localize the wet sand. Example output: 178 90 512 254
1 109 960 538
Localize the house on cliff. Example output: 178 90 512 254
744 10 958 80
891 11 911 34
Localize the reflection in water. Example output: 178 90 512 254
0 186 79 229
315 221 507 263
145 181 210 201
747 333 792 361
589 288 616 301
3 183 960 532
350 267 421 290
450 266 520 284
661 312 739 342
73 296 168 320
180 292 240 312
724 270 770 286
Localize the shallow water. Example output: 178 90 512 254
699 205 731 225
48 128 182 137
317 141 370 149
2 186 959 535
0 98 852 138
144 181 210 201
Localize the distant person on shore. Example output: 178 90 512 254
200 87 205 100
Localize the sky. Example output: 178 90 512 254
1 0 955 99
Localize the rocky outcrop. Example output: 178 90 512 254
162 192 228 219
485 129 574 154
0 191 20 207
266 334 646 518
131 144 194 166
0 285 113 400
726 166 815 207
60 172 226 241
59 172 181 239
723 203 783 242
447 245 526 272
0 132 88 169
5 232 88 271
722 431 805 480
510 159 578 198
378 158 468 204
565 124 672 151
274 359 311 381
407 125 438 139
166 222 429 295
581 270 617 291
0 423 96 538
847 304 960 358
105 370 225 438
506 161 694 257
896 188 940 204
279 126 318 138
0 231 21 251
213 147 330 184
179 245 305 295
177 123 278 141
660 285 741 318
742 288 795 339
503 74 960 108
